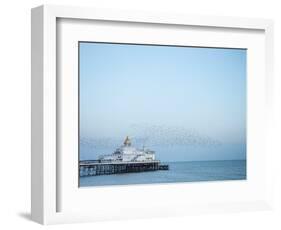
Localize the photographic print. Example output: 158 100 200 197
79 42 246 187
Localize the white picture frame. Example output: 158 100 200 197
31 4 274 225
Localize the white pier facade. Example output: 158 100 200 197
99 136 156 162
80 136 169 177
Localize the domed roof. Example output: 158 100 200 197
123 136 131 146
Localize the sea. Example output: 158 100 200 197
79 160 246 187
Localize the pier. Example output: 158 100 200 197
80 160 169 177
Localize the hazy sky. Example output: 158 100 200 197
79 42 246 161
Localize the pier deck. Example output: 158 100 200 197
80 160 169 177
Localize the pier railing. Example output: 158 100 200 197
79 160 168 177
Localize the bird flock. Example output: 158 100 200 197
80 124 221 151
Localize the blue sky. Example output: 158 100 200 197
79 42 246 161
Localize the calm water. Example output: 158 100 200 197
79 160 246 187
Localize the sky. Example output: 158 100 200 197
79 42 246 162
